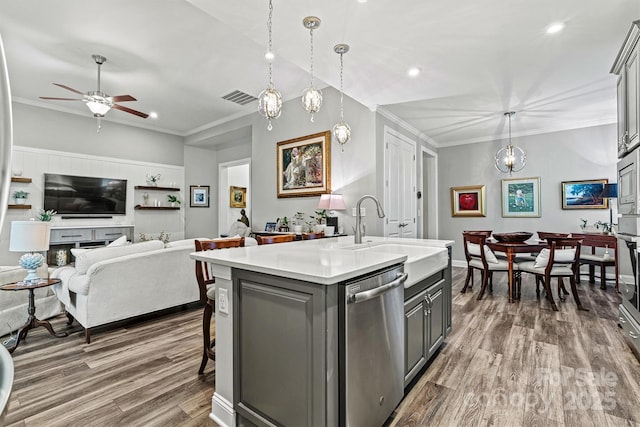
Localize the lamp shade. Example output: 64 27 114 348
317 194 346 210
601 183 618 198
9 221 51 252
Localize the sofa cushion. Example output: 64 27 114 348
165 238 209 249
74 240 164 275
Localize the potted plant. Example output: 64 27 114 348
12 190 28 204
276 216 289 232
167 195 181 207
36 209 57 221
311 209 327 232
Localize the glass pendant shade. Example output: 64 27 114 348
301 87 322 122
333 121 351 146
494 111 526 175
258 87 282 131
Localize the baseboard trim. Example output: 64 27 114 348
211 392 235 427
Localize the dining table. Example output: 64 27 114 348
486 240 547 302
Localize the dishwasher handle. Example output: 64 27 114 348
348 272 408 304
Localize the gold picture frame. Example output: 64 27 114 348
451 185 486 217
277 131 331 198
229 186 246 208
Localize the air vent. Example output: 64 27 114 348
222 90 257 106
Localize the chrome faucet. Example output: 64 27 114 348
354 195 386 244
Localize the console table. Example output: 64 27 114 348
48 225 134 266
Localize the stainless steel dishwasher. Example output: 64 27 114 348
339 264 408 427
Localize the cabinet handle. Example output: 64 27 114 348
61 234 83 238
630 330 639 340
619 316 627 324
104 233 122 236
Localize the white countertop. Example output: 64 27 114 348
190 235 453 285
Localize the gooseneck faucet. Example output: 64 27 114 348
355 195 386 244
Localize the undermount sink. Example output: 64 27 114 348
349 243 448 286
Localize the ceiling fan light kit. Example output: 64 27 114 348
494 111 526 175
40 53 148 132
301 16 323 122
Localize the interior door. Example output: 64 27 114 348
384 128 416 238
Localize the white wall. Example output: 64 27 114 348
438 123 619 268
219 161 250 235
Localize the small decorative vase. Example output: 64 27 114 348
56 249 68 266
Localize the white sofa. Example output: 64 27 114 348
0 265 61 337
51 239 203 343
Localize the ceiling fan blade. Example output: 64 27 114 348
112 103 149 118
39 97 83 101
111 95 137 102
52 83 84 95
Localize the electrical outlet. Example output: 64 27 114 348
218 288 229 314
351 207 366 217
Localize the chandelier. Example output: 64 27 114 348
301 16 322 122
332 44 351 149
495 111 526 175
257 0 282 131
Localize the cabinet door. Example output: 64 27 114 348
618 73 628 158
404 292 427 385
426 283 445 357
626 43 639 152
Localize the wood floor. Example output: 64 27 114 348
2 267 640 426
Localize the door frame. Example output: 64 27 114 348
420 145 438 239
383 126 417 238
218 157 251 236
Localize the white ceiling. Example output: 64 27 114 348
0 0 637 147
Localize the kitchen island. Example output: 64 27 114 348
190 235 453 427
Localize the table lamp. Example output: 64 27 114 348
318 194 346 231
9 220 51 283
601 183 618 227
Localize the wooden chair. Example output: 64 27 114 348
461 230 492 291
256 234 295 245
461 232 514 300
572 232 618 291
518 237 587 311
302 232 324 240
194 237 244 374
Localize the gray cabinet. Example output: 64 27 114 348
403 268 449 386
48 225 133 266
612 21 640 157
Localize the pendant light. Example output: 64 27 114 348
257 0 282 131
301 16 322 122
495 111 526 175
332 44 351 150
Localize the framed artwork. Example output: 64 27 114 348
450 185 486 217
265 222 277 232
501 177 541 217
190 185 210 208
561 179 608 209
277 130 331 198
229 186 247 208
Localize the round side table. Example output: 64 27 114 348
1 278 68 353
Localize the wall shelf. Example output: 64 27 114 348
134 186 179 191
134 205 180 210
11 177 32 183
8 204 31 209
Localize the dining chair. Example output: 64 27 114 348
194 237 245 374
302 232 324 240
518 237 587 311
461 230 493 290
533 231 571 294
461 232 514 300
572 232 618 291
256 234 296 245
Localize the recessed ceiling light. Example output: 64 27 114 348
149 111 158 119
265 51 275 60
546 22 565 34
408 67 421 77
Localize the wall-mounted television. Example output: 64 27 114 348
44 173 127 216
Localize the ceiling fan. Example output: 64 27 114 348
40 54 149 126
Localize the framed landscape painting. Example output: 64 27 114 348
277 131 331 198
561 179 608 209
501 177 541 217
451 185 486 217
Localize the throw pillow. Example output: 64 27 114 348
467 242 499 264
534 248 576 268
107 235 128 247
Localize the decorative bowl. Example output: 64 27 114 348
492 232 533 243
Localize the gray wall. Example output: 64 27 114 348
439 123 618 266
